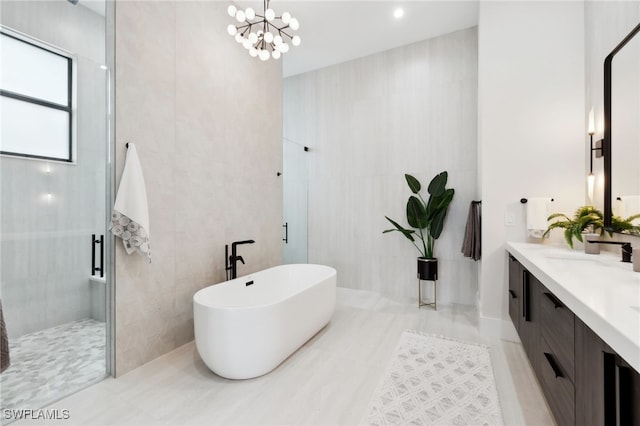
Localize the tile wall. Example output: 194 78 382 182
114 1 282 375
284 28 479 305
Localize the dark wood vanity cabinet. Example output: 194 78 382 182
508 255 521 328
508 254 540 373
507 254 640 426
576 318 640 426
538 282 575 426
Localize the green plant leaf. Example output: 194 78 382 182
621 215 640 235
547 212 570 221
626 213 640 223
426 188 454 220
575 213 603 233
574 205 603 219
406 196 427 229
383 216 416 242
427 171 448 197
429 208 448 239
543 220 571 238
609 214 640 235
405 174 421 194
544 206 606 247
564 228 574 248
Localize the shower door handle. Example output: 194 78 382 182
283 223 288 244
92 234 104 278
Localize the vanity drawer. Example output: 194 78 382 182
540 336 575 426
540 285 575 383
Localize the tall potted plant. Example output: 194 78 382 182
383 171 455 281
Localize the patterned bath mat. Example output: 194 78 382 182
366 331 504 425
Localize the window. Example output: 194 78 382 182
0 30 74 162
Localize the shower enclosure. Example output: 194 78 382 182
0 0 112 416
282 139 309 264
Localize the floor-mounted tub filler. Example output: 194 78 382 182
193 264 337 379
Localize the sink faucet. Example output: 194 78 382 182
587 240 632 262
225 240 255 279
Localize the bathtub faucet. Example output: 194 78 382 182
226 240 255 279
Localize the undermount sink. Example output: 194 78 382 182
543 251 592 261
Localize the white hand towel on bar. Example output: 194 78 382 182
526 197 551 239
109 143 151 263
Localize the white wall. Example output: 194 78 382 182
284 28 479 305
478 1 585 337
114 1 282 375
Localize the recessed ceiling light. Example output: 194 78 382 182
393 8 404 19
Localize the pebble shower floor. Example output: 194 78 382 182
0 318 106 419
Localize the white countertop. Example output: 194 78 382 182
506 242 640 372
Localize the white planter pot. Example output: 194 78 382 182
584 233 600 254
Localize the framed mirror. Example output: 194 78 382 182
604 22 640 232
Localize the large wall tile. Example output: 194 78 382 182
114 1 282 376
285 28 479 305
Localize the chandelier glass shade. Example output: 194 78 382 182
227 1 301 61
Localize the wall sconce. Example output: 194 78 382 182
587 109 603 202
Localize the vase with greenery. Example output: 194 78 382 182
543 206 605 249
543 206 640 251
383 171 455 280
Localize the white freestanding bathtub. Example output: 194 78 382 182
193 264 337 380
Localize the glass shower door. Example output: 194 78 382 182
283 139 309 264
0 0 110 417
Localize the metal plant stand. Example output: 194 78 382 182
418 277 437 310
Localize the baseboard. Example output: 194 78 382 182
479 315 520 342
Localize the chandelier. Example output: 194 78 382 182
227 1 301 61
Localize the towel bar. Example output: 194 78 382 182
521 198 554 204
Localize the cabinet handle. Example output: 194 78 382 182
604 353 633 426
543 292 563 309
616 363 632 425
543 352 564 379
508 290 517 299
604 353 616 426
522 270 530 321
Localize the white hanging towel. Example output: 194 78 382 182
109 143 151 263
526 197 551 239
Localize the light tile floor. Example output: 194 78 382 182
1 319 107 422
12 288 554 425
